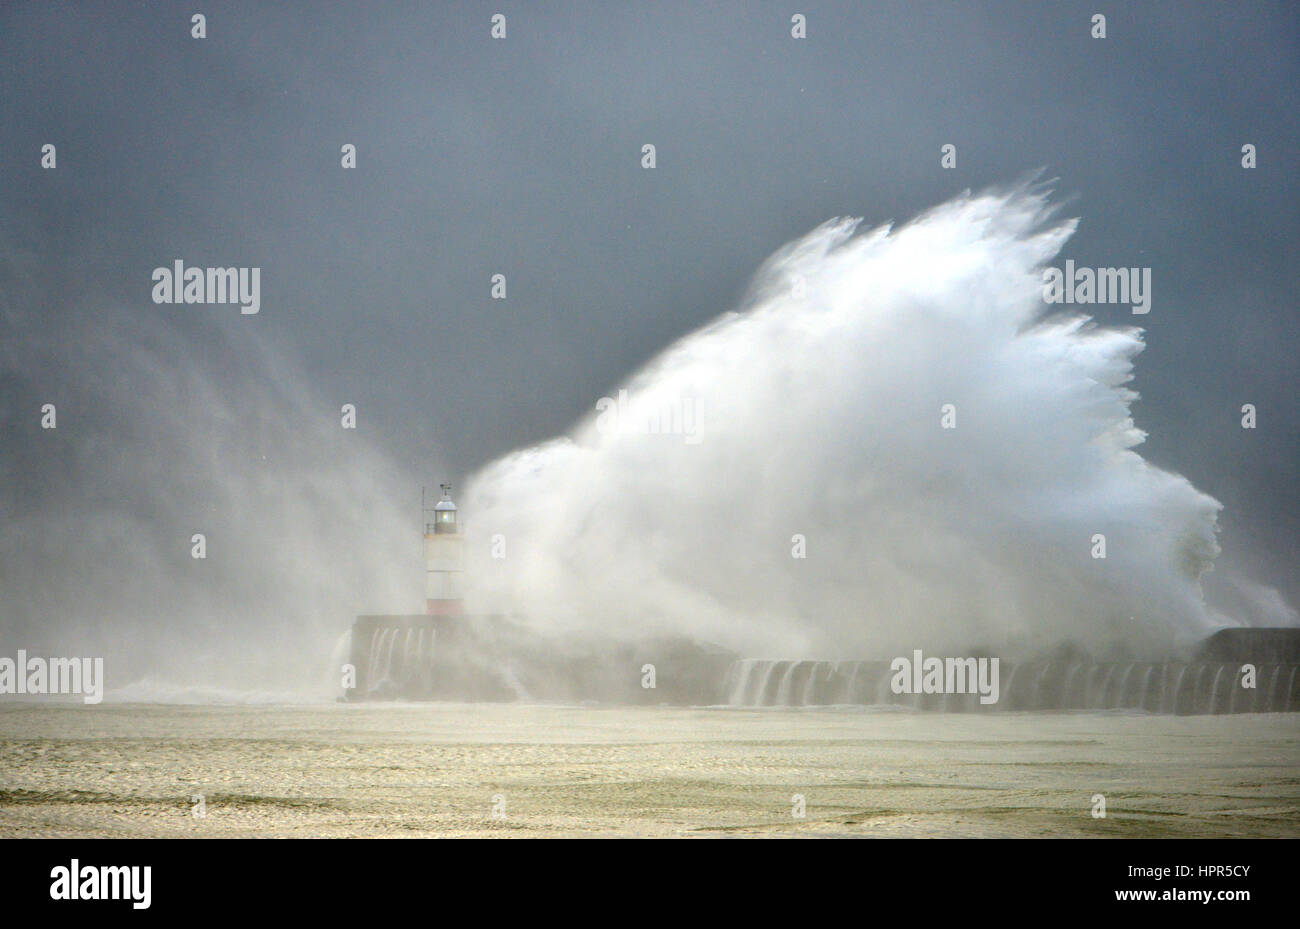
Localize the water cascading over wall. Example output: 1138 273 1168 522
348 615 1299 712
349 616 443 699
345 614 735 704
721 658 1299 713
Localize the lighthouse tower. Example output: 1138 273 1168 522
424 483 464 615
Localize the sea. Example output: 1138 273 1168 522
2 703 1297 837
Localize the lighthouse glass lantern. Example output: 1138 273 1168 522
433 485 457 534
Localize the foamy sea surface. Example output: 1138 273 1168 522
1 704 1297 837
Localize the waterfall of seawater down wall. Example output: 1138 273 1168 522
459 179 1261 662
348 614 1300 712
363 624 436 697
720 660 1300 713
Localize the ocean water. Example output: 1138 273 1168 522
1 704 1297 837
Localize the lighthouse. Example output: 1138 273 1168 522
424 483 464 615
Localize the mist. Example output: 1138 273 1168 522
0 282 423 701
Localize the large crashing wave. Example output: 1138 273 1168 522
464 180 1228 660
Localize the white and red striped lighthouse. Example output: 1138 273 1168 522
424 483 464 616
